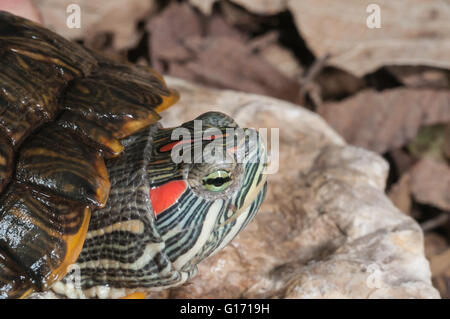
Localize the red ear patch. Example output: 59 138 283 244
149 180 187 216
159 139 193 152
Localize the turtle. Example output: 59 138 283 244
0 11 268 299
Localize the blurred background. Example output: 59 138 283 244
16 0 450 298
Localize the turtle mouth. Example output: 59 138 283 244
218 178 268 229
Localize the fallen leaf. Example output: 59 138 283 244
408 124 448 163
190 0 288 16
208 13 248 40
189 0 217 15
147 2 202 65
388 173 412 215
288 0 450 76
178 36 301 103
315 67 365 100
429 248 450 277
409 159 450 211
219 1 274 33
147 3 301 103
34 0 156 49
229 0 288 15
432 270 450 299
443 125 450 160
424 233 448 259
387 66 450 89
389 148 416 176
318 88 450 153
258 38 303 80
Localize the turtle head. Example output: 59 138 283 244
147 112 267 272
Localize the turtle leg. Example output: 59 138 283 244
0 249 34 299
0 183 91 297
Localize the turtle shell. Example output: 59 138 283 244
0 11 178 298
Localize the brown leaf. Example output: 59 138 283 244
424 233 448 259
387 66 450 89
430 248 450 277
315 67 365 100
208 13 248 41
229 0 288 15
318 88 450 153
176 36 301 103
219 1 274 33
288 0 450 76
388 173 412 215
147 2 202 64
189 0 217 15
444 125 450 160
256 34 304 80
35 0 156 50
432 270 450 299
389 148 416 176
409 159 450 211
190 0 288 16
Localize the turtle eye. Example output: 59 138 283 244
202 170 232 192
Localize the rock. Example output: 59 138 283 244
157 77 439 299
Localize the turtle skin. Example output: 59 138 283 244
0 11 179 298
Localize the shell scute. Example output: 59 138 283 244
0 11 179 298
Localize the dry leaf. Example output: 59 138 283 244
315 67 365 100
189 0 217 15
147 2 202 65
428 246 450 298
208 13 248 41
433 270 450 299
178 36 301 103
288 0 450 76
318 88 450 153
387 66 450 89
408 124 448 163
388 173 412 215
190 0 288 16
424 233 448 259
229 0 288 15
219 1 272 33
147 3 301 103
443 125 450 160
259 40 303 80
389 148 416 176
409 159 450 211
430 248 450 277
34 0 156 49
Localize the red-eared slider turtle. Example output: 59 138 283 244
0 11 267 299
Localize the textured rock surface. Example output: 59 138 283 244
154 77 440 299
